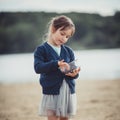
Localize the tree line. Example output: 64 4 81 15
0 11 120 54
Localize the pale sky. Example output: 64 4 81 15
0 0 120 16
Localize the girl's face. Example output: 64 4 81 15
50 27 72 47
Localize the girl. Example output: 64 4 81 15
34 15 80 120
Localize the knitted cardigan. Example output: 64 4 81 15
34 42 79 94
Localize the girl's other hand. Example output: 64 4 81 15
65 67 81 77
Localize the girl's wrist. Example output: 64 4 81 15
58 61 60 67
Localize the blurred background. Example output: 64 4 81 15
0 0 120 83
1 2 120 120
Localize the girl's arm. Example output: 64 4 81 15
34 47 59 74
65 46 80 79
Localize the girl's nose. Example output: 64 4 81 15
62 36 67 40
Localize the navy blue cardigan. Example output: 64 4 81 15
34 42 79 95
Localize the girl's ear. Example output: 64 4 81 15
51 26 56 33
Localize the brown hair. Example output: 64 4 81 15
42 15 75 42
49 15 75 36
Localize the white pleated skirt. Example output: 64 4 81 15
39 80 77 118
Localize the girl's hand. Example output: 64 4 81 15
58 60 70 72
65 67 81 77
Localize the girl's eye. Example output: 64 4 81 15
66 36 70 38
60 32 70 38
61 32 65 36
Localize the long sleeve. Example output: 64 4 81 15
64 46 79 80
34 46 59 74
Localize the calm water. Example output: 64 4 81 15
0 49 120 83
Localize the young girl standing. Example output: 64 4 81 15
34 15 80 120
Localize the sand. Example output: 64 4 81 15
0 79 120 120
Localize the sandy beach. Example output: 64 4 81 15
0 79 120 120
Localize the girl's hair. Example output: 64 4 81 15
50 15 75 35
43 15 75 42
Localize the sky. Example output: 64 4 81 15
0 0 120 16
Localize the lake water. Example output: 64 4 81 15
0 49 120 83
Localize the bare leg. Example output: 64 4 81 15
60 117 69 120
47 110 59 120
48 116 59 120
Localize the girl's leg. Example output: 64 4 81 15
47 110 59 120
48 116 59 120
60 117 69 120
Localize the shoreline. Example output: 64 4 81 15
0 79 120 120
